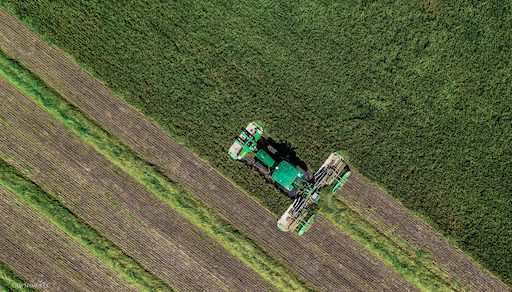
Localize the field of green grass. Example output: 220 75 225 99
2 0 510 284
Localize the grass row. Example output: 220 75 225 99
0 159 171 291
0 263 34 292
0 50 311 291
319 190 464 291
2 0 509 284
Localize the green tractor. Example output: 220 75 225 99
228 121 351 236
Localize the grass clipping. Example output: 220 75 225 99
320 190 465 291
0 262 35 292
0 50 310 292
0 159 171 291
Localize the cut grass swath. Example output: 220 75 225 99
320 190 464 292
0 160 171 292
0 50 311 292
0 262 34 292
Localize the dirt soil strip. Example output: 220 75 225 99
0 187 137 292
341 173 509 291
0 79 274 292
0 9 415 292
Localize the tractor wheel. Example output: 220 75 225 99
277 184 297 199
254 161 271 179
245 156 255 166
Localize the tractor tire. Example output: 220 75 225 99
254 161 272 179
245 156 255 167
277 184 297 199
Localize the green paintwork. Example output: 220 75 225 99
238 141 255 158
227 152 239 160
332 171 351 193
228 121 264 160
296 214 316 236
256 149 275 168
272 161 303 191
229 123 351 236
251 122 263 140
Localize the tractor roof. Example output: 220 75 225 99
272 161 302 191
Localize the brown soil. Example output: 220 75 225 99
0 187 137 292
0 79 273 292
341 173 509 291
0 9 415 291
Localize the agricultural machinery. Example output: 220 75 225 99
228 121 351 236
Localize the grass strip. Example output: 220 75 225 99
0 263 34 292
0 50 311 292
320 191 465 291
0 280 13 292
0 160 171 291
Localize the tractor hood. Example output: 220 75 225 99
272 161 303 191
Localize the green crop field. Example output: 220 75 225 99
2 0 510 284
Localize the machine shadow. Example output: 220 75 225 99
260 137 310 175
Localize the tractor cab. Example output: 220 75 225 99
271 161 305 197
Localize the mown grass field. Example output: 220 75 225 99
2 0 510 284
0 51 311 292
0 159 170 291
320 190 463 291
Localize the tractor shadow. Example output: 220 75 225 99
260 137 310 175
